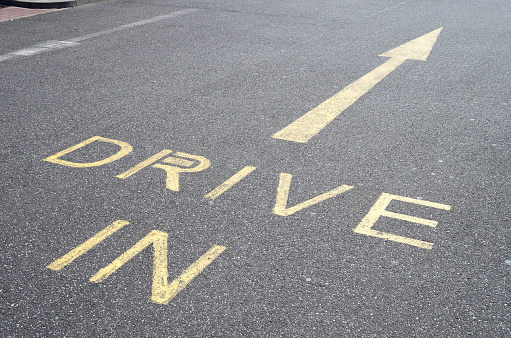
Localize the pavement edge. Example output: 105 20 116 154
0 0 103 9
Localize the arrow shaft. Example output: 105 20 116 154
272 56 406 143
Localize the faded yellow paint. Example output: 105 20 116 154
162 157 195 167
204 166 257 200
379 28 443 61
152 152 210 191
272 28 443 143
273 173 354 216
156 244 226 305
43 136 133 167
117 151 210 191
116 150 172 179
353 193 451 249
90 230 167 283
47 220 129 270
90 230 225 305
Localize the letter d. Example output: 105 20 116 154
43 136 132 168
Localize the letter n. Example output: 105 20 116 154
90 230 226 305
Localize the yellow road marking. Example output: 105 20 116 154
272 27 443 143
90 230 225 305
43 136 133 167
353 193 451 249
90 230 167 283
152 152 210 191
204 166 257 200
157 244 226 305
273 173 354 216
116 150 172 179
162 157 195 167
47 220 129 270
117 151 210 191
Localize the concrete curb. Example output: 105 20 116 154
0 0 102 9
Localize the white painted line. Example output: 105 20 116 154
68 9 198 43
0 8 197 63
0 40 79 61
12 40 80 56
0 54 16 62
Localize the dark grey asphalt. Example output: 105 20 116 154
1 0 510 336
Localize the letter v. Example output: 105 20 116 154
273 173 354 216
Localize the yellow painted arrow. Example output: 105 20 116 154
272 27 443 143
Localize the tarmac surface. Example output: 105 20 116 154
1 0 510 336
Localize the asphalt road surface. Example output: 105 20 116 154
1 0 510 336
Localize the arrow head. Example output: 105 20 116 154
379 27 443 61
